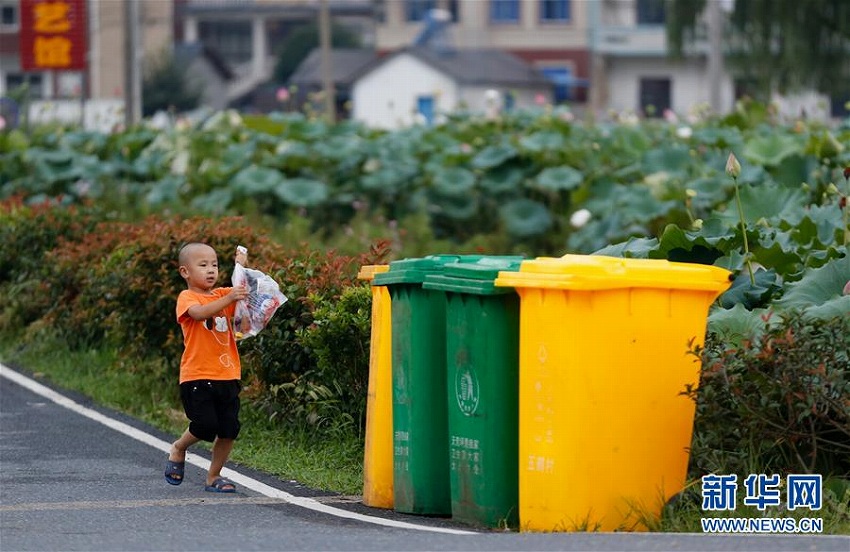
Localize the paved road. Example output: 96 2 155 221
1 364 848 552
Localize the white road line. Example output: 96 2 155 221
0 363 476 535
0 497 289 512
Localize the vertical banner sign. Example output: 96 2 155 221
19 0 88 71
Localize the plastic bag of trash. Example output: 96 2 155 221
232 250 287 340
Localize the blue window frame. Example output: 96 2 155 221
418 96 435 125
540 67 572 103
540 0 570 22
406 0 459 22
503 90 516 111
490 0 520 23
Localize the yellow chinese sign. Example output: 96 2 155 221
20 0 87 71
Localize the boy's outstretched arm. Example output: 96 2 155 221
186 285 249 321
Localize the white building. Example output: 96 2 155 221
351 46 552 129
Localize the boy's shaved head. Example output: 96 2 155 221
178 242 215 266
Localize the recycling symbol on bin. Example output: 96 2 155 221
456 367 480 416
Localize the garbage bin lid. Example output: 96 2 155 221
422 257 524 295
356 264 389 282
372 254 485 286
494 254 733 291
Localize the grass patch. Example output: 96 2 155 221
0 331 363 495
3 331 847 532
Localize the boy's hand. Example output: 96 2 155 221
229 283 249 303
235 245 248 266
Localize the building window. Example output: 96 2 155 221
639 78 671 117
406 0 459 22
1 2 19 29
733 77 759 101
831 92 850 119
417 95 435 125
491 0 520 23
541 67 573 103
199 21 252 65
540 0 570 22
6 74 44 99
636 0 666 25
503 90 516 111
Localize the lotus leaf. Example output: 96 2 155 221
471 144 518 170
191 187 233 214
775 254 850 313
686 177 730 210
275 140 311 159
114 129 156 156
499 198 552 238
230 165 284 195
691 127 744 149
802 295 850 320
789 204 844 247
753 231 804 277
773 154 814 187
609 125 652 158
706 303 772 348
592 237 659 258
29 148 98 185
719 268 780 310
534 166 583 192
657 222 737 262
59 130 108 154
430 167 476 197
480 165 525 194
131 151 168 179
568 215 632 254
146 175 185 206
432 193 478 220
359 164 418 193
221 142 255 171
588 184 677 225
29 148 73 167
716 182 805 225
312 135 364 162
519 131 565 153
274 177 329 207
733 162 770 186
743 134 801 167
641 145 691 176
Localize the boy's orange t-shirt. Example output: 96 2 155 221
176 288 241 384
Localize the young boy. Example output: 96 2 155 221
164 242 249 492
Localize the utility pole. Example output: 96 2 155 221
706 0 724 114
319 0 335 124
124 0 142 126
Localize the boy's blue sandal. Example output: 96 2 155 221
205 477 236 493
164 460 185 486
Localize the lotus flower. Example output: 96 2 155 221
725 153 741 178
570 208 592 228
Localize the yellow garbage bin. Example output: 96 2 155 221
494 255 732 532
358 264 393 509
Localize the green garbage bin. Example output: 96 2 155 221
423 257 523 529
372 255 482 516
372 255 512 516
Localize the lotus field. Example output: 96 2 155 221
1 101 849 490
2 103 848 325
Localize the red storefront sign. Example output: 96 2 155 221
19 0 87 71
